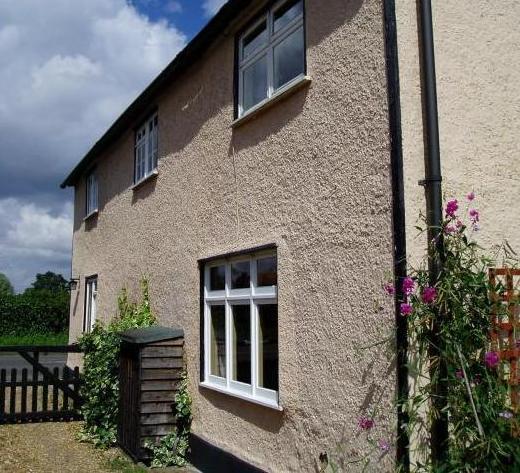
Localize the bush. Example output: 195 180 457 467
0 289 69 336
78 280 156 448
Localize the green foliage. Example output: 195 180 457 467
27 271 69 293
145 372 192 468
0 331 68 346
405 200 520 472
0 273 14 297
105 455 148 473
0 288 69 336
78 280 156 448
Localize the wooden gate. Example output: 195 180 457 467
0 345 83 423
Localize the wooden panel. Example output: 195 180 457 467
141 380 181 392
141 369 183 381
141 391 176 402
141 357 184 369
140 424 176 436
140 412 176 425
140 402 174 414
141 346 183 358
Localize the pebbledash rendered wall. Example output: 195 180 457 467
396 0 520 262
68 0 397 471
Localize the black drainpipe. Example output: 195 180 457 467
383 1 409 470
417 0 448 466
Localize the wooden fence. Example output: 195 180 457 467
0 345 83 423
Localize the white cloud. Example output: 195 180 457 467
165 1 183 13
0 1 188 291
0 199 73 291
202 0 227 17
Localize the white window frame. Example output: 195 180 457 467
237 0 305 118
86 171 98 217
202 251 280 409
84 276 97 333
134 113 158 184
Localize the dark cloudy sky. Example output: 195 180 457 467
0 0 226 292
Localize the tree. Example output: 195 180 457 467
0 273 14 297
28 272 69 293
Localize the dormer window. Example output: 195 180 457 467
134 113 158 184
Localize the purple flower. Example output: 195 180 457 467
469 208 480 223
455 369 464 379
445 199 459 218
402 277 415 296
456 219 463 229
422 286 437 304
484 351 500 369
358 416 375 430
383 282 395 296
378 439 391 452
400 303 413 316
499 411 514 420
467 191 476 201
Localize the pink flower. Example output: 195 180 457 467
422 286 437 304
444 224 457 235
456 219 463 229
383 282 395 296
484 351 500 369
358 416 375 430
402 277 415 296
455 369 464 379
469 208 480 223
467 191 476 201
445 199 459 218
400 303 413 316
378 439 391 452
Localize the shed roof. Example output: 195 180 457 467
60 0 255 189
119 326 184 345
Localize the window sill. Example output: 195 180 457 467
131 169 158 191
232 75 312 128
83 209 98 221
200 381 282 411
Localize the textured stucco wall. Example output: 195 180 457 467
397 0 520 263
69 1 396 471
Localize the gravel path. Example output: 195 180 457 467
0 422 138 473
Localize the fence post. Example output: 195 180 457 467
10 368 16 417
21 368 28 417
31 351 39 413
0 369 6 421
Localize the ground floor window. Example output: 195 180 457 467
202 250 279 408
84 276 97 333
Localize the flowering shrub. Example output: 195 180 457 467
403 193 519 471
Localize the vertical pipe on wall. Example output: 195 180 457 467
383 1 410 470
417 0 448 466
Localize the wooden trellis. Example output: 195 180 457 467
489 268 520 423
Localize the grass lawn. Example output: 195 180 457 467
0 332 69 346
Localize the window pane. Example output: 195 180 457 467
257 256 277 287
242 55 268 111
231 261 250 289
273 26 304 90
258 304 278 391
232 305 251 384
209 265 225 291
210 305 226 378
243 21 267 59
274 0 303 33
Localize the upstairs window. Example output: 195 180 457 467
202 251 279 408
237 0 305 117
86 171 98 216
134 113 158 184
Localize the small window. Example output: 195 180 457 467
84 276 97 333
237 0 305 117
134 113 158 184
203 251 279 407
86 171 98 216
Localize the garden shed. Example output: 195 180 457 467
118 326 184 461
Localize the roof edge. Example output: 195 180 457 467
60 0 254 189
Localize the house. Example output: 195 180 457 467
62 0 519 471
